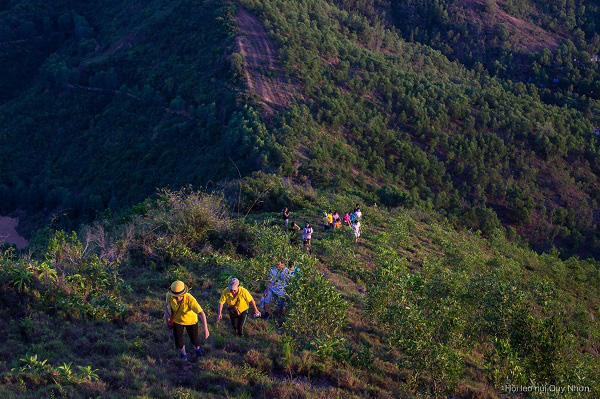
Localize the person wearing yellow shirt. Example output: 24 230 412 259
164 280 209 361
217 278 260 337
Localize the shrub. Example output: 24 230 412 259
234 220 305 290
284 267 348 347
148 187 231 252
0 231 128 321
8 355 101 387
222 172 319 215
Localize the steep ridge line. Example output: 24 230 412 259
235 7 295 113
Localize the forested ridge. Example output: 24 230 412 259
0 0 599 257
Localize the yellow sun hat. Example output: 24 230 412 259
169 280 188 297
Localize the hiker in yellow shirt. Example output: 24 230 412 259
217 278 260 336
164 280 209 361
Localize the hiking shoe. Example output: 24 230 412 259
180 353 188 361
194 347 204 357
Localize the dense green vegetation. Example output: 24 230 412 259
0 0 276 225
390 0 600 100
0 1 599 254
238 0 600 256
0 188 597 397
2 0 599 396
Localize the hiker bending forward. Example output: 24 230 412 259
217 278 260 336
164 280 209 361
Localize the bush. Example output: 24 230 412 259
367 252 466 395
376 185 412 208
234 220 304 291
284 268 348 347
7 355 100 387
222 172 319 216
0 230 128 321
149 187 231 251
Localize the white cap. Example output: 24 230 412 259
228 277 240 290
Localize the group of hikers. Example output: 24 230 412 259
164 263 297 361
165 204 366 361
282 203 364 250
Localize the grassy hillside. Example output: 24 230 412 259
0 187 597 397
0 0 599 256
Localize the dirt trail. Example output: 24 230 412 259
235 8 294 112
0 216 28 249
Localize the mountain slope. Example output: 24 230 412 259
234 0 600 256
0 188 597 397
0 0 278 225
0 0 599 258
235 6 296 112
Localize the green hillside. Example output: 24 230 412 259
0 0 599 257
233 0 600 256
0 187 598 397
1 0 600 394
0 0 278 223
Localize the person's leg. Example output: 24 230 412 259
235 311 248 336
263 296 269 318
173 323 187 359
263 289 273 318
277 295 286 314
185 323 201 347
186 323 203 356
270 292 280 315
230 313 237 333
173 323 185 349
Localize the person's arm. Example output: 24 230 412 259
217 290 226 321
250 299 260 317
217 302 223 321
266 268 274 289
199 310 210 339
245 289 261 317
164 297 172 327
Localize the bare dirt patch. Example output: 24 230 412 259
0 216 28 249
235 7 295 113
459 0 563 52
